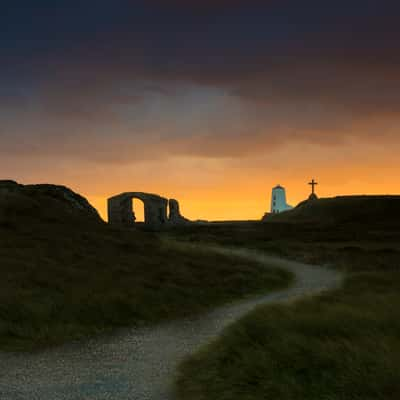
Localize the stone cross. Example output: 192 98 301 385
309 179 318 195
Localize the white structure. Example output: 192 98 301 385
270 185 293 214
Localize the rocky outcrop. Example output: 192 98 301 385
0 180 19 194
0 180 102 222
24 184 101 218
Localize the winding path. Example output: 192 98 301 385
0 247 343 400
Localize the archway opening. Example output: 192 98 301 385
132 198 145 223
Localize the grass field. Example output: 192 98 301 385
176 270 400 400
0 183 292 351
173 199 400 400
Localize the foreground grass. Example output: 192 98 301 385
173 218 400 400
0 186 292 351
176 270 400 400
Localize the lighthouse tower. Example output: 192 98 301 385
270 185 293 214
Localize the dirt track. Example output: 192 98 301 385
0 247 343 400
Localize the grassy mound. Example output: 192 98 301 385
173 199 400 400
0 180 102 224
268 195 400 226
0 182 292 351
176 270 400 400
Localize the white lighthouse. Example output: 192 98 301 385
270 185 293 214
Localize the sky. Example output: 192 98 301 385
1 0 400 221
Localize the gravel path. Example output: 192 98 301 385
0 247 343 400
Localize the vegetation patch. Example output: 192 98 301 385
173 202 400 400
0 184 292 351
176 270 400 400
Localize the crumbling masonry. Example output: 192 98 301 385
108 192 190 230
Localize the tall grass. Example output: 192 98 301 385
173 217 400 400
176 270 400 400
0 187 292 351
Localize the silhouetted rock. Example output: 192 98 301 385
0 180 102 223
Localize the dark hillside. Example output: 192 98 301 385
0 180 101 226
267 195 400 227
174 196 400 400
170 195 400 271
0 181 291 351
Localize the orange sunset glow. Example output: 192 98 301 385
1 1 399 221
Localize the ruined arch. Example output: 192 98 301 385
169 199 190 225
108 192 168 230
132 198 145 222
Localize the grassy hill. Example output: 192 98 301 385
0 181 291 351
268 195 400 226
0 180 102 225
170 195 400 267
173 195 400 400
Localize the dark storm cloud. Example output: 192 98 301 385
1 0 399 161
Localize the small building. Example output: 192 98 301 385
270 185 293 214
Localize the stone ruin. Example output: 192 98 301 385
107 192 190 230
168 199 190 225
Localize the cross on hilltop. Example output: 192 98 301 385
309 179 318 195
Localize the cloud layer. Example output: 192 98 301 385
1 0 399 219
